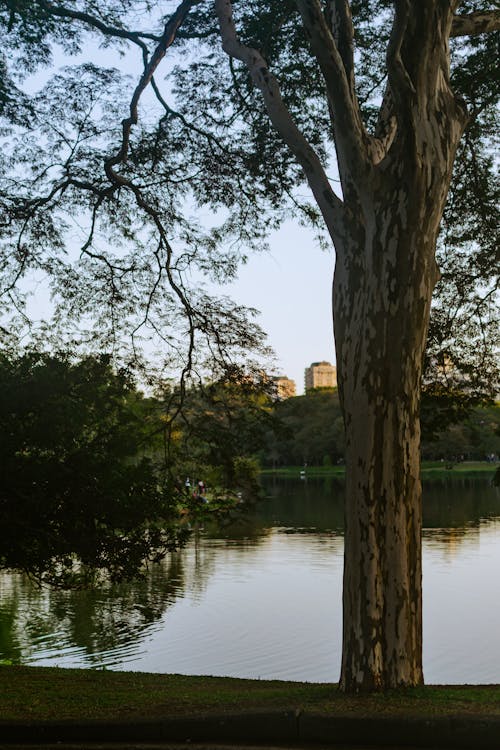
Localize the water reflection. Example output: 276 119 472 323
0 476 499 683
0 553 188 666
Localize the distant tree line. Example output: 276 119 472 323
258 388 500 468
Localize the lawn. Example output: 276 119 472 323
2 666 500 722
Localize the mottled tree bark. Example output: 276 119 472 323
332 6 468 689
334 188 440 690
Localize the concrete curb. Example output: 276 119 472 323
298 713 500 748
1 711 500 748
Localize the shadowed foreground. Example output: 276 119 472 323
1 667 500 748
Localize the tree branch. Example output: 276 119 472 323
371 85 398 165
214 0 344 244
451 10 500 37
105 0 199 177
326 0 355 96
386 0 416 118
296 0 370 179
150 76 229 157
37 0 160 48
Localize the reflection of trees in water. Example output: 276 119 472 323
259 476 345 532
0 553 188 665
0 580 23 663
183 529 226 602
1 478 498 664
0 525 268 666
423 526 479 557
260 476 499 552
422 479 500 531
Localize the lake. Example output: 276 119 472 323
1 475 499 684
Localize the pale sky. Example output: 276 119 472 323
222 221 336 395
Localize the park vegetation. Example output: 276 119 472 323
0 350 189 587
0 350 273 586
1 347 497 590
0 1 498 691
261 387 500 468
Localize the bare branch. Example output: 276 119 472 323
451 10 500 37
214 0 344 244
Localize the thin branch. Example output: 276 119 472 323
150 76 229 155
37 0 159 48
130 237 165 342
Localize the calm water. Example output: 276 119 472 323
1 476 499 684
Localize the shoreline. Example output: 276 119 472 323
260 460 498 481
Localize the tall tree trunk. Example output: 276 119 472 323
334 137 462 690
335 227 432 690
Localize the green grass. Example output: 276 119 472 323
261 461 497 481
420 461 497 480
2 666 500 722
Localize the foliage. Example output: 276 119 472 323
0 351 189 586
165 367 276 497
0 1 496 401
421 402 500 462
262 389 344 467
0 0 274 389
423 16 500 400
260 390 500 466
0 349 272 585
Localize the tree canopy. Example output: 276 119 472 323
0 348 274 586
0 1 497 395
0 351 189 586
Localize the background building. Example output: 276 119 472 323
272 376 296 400
304 361 337 391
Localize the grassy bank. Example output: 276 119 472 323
2 666 500 722
261 461 498 481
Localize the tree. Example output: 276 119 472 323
167 366 276 494
262 389 345 467
180 0 500 691
0 351 189 587
0 1 498 690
